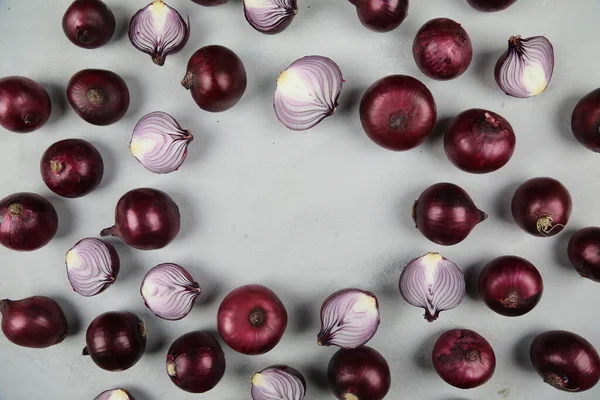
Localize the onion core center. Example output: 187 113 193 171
87 89 105 105
466 349 480 362
249 308 266 327
8 203 23 217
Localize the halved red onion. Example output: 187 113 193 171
130 111 193 174
399 252 465 322
129 1 189 66
495 35 554 98
244 0 298 34
66 238 120 297
251 365 306 400
318 288 380 349
140 263 201 320
94 389 135 400
274 55 343 131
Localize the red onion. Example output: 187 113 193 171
399 252 465 322
251 365 306 400
0 76 51 133
0 296 68 348
0 192 58 251
444 109 516 174
351 0 408 32
182 45 247 112
511 177 572 237
412 18 473 81
166 331 226 393
495 35 554 98
217 284 287 355
466 0 518 11
571 88 600 152
244 0 298 34
83 311 147 371
129 1 189 66
412 183 487 246
67 69 130 125
318 288 380 349
359 75 437 151
66 238 120 297
141 263 201 320
478 256 543 316
327 346 391 400
100 188 181 250
62 0 115 49
568 227 600 282
40 138 104 198
94 389 135 400
274 55 343 131
130 111 193 174
531 330 600 392
433 329 496 389
191 0 227 5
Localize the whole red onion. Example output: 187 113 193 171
62 0 115 49
0 76 51 133
217 284 287 355
182 45 247 112
191 0 228 5
466 0 518 11
166 331 226 393
360 75 437 151
0 192 58 251
40 138 104 198
568 227 600 282
432 329 496 389
0 296 68 348
352 0 408 32
531 330 600 392
101 188 181 250
571 88 600 152
444 109 516 174
413 18 473 81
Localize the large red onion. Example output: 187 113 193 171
0 76 51 133
432 329 496 389
511 177 572 237
571 88 600 152
351 0 408 33
0 192 58 251
360 75 437 151
0 296 68 348
531 330 600 392
191 0 228 5
166 331 226 393
217 284 287 355
466 0 518 11
568 227 600 282
100 188 181 250
62 0 115 49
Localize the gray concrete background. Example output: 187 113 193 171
1 0 599 399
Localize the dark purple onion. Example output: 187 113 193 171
0 76 51 133
568 227 600 282
191 0 228 5
466 0 518 11
571 88 600 152
352 0 408 32
62 0 115 49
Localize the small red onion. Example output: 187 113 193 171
399 252 465 322
0 192 58 251
130 111 193 174
351 0 408 32
62 0 115 49
318 288 380 349
274 55 343 131
166 331 226 393
433 329 496 389
413 18 473 81
478 255 543 316
466 0 518 11
251 365 306 400
495 35 554 98
244 0 298 34
40 138 104 198
67 69 130 125
66 238 120 297
327 346 391 400
444 109 516 174
141 263 201 320
129 1 189 66
568 227 600 282
182 45 247 112
360 75 437 151
0 296 68 348
94 389 135 400
531 330 600 392
191 0 228 5
571 88 600 152
412 183 487 246
0 76 51 133
101 188 181 250
217 284 287 355
511 177 572 237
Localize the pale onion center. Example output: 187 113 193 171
130 137 158 158
141 281 159 298
422 252 443 283
353 293 377 313
251 373 266 387
522 63 548 96
277 69 312 101
108 389 130 400
150 1 169 32
66 250 83 269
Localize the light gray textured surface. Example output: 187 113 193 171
1 0 599 399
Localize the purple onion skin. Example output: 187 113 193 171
572 88 600 152
531 330 600 392
94 389 136 400
413 18 473 81
568 227 600 282
0 76 51 133
467 0 517 11
62 0 115 49
192 0 228 5
353 0 409 33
